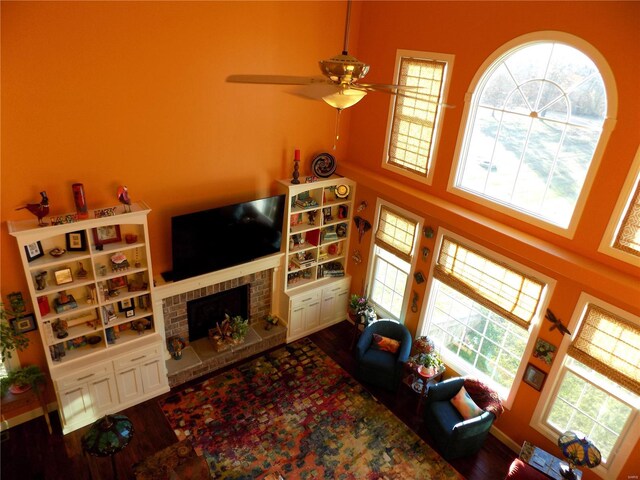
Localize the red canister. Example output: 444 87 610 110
72 183 88 219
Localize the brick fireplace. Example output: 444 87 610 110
154 253 286 387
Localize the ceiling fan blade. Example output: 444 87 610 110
226 75 328 86
356 83 422 93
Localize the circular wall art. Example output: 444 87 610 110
311 153 336 178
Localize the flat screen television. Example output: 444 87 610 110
165 194 286 282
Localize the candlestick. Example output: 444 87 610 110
291 149 301 184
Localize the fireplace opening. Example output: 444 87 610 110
186 285 249 342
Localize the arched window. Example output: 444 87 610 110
450 33 615 234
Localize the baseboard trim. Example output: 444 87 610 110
490 424 521 454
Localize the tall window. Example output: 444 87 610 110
451 34 614 233
600 145 640 265
536 297 640 478
383 50 454 184
368 201 421 320
418 231 550 403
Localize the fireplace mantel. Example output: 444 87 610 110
154 252 284 299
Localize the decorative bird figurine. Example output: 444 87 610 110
546 309 571 336
117 185 131 212
16 191 49 226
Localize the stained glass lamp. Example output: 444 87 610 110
557 431 601 480
82 414 134 480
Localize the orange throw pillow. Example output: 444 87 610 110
372 334 400 353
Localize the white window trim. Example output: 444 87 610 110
416 228 555 410
530 292 640 480
381 49 455 186
447 31 618 238
598 145 640 266
366 198 423 322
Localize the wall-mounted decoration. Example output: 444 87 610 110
414 271 425 284
411 291 419 313
422 247 430 261
546 309 571 336
353 216 371 243
352 250 362 264
357 201 368 212
423 226 434 238
523 363 547 391
10 313 37 334
533 338 557 365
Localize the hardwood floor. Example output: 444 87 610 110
1 320 516 479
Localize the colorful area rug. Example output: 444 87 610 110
160 338 463 479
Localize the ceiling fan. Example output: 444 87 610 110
226 0 420 111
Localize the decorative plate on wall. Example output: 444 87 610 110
311 153 336 178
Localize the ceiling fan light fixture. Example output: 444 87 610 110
322 88 367 110
319 53 370 83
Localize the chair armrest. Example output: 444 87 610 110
355 327 375 360
396 328 413 364
452 411 495 438
426 377 465 402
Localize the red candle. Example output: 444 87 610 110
294 149 300 161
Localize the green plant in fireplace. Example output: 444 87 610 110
230 315 249 342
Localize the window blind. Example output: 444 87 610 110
374 206 418 263
613 180 640 257
568 304 640 396
433 236 544 329
388 57 446 176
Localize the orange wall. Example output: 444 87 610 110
342 2 640 479
1 1 639 477
1 0 356 413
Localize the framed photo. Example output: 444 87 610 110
54 268 74 285
66 231 87 251
92 225 121 247
10 314 37 334
107 275 128 291
118 298 134 312
25 241 45 262
523 363 547 391
125 309 135 318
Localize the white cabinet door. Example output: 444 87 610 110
304 298 321 331
320 281 350 326
88 374 119 415
140 356 165 394
115 366 143 403
290 302 306 339
58 383 94 428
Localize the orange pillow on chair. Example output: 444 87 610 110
372 334 400 353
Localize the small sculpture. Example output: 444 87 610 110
53 319 69 339
16 191 49 226
35 271 48 290
76 262 88 279
117 185 132 212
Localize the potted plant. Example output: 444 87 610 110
407 336 445 377
349 293 376 325
230 315 249 343
3 364 45 395
1 300 30 363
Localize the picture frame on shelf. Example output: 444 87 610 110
10 313 37 334
54 267 74 285
92 225 121 247
25 241 45 262
125 309 136 318
118 298 134 312
65 230 87 251
523 363 546 391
